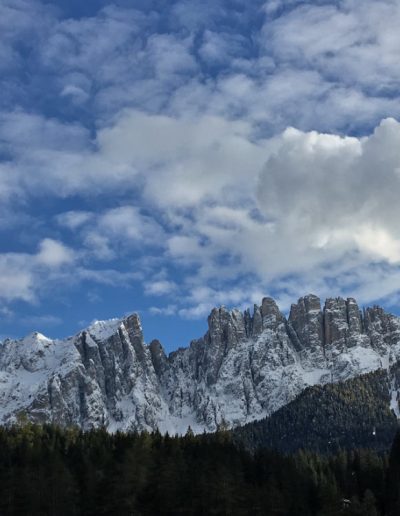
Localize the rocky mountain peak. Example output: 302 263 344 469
0 294 399 434
261 297 284 329
288 294 324 359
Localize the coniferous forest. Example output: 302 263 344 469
0 423 400 515
233 370 399 454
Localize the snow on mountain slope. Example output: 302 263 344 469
1 295 400 433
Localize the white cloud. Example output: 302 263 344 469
149 305 178 316
36 238 75 268
0 111 88 153
56 211 93 230
4 107 400 317
73 267 140 286
83 232 115 261
0 237 140 305
55 206 166 264
0 108 268 207
97 206 163 242
60 84 89 105
150 118 400 316
353 227 400 265
262 0 400 93
145 280 177 297
198 30 248 65
83 206 165 260
256 118 400 270
0 0 54 72
3 0 400 321
178 303 215 319
4 0 400 207
96 109 267 207
0 238 75 302
0 254 36 302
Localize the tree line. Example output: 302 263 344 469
0 422 399 515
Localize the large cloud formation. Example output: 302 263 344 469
1 0 400 327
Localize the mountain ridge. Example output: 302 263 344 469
1 294 400 434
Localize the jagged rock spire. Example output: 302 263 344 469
0 294 400 434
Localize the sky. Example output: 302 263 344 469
2 0 400 351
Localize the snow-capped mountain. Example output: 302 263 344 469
1 294 400 433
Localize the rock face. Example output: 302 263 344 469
1 295 400 433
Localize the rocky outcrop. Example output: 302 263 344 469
1 295 400 433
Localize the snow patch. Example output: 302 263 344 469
86 318 122 340
390 386 400 418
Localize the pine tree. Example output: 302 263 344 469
386 431 400 515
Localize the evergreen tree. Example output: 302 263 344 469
386 430 400 515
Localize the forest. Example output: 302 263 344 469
0 422 399 515
233 370 399 454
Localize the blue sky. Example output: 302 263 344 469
2 0 400 351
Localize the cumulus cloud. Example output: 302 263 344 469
0 254 36 303
144 118 400 315
3 113 400 317
257 118 400 267
3 0 400 325
0 239 75 303
36 238 75 268
0 108 268 206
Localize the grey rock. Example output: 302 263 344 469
288 294 324 362
1 295 400 433
252 304 263 337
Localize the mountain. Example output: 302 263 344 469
233 368 400 453
1 294 400 433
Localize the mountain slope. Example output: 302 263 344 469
1 294 400 433
233 368 400 453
